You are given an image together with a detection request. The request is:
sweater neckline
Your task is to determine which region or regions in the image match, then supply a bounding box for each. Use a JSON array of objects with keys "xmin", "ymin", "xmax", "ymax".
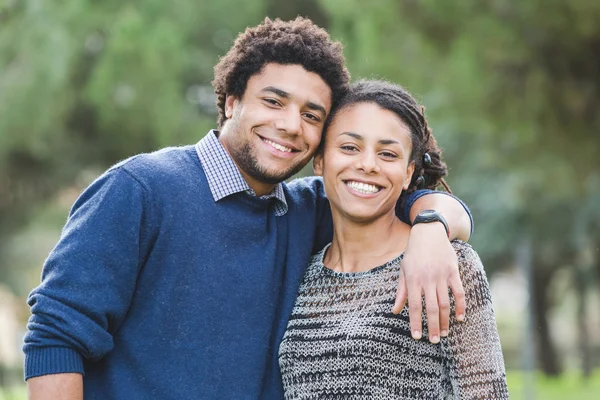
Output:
[{"xmin": 316, "ymin": 243, "xmax": 404, "ymax": 279}]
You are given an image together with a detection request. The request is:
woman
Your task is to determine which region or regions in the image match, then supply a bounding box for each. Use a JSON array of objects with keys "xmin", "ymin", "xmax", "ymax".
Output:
[{"xmin": 278, "ymin": 80, "xmax": 508, "ymax": 399}]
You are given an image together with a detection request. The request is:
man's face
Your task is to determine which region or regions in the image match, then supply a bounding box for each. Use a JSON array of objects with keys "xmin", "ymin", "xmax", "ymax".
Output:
[{"xmin": 219, "ymin": 63, "xmax": 332, "ymax": 192}]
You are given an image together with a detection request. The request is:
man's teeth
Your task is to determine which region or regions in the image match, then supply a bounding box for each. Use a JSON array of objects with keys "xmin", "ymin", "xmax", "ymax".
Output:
[
  {"xmin": 264, "ymin": 139, "xmax": 293, "ymax": 153},
  {"xmin": 346, "ymin": 181, "xmax": 381, "ymax": 194}
]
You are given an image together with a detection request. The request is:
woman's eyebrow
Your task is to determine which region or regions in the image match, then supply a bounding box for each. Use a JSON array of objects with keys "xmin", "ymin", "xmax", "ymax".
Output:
[
  {"xmin": 339, "ymin": 132, "xmax": 400, "ymax": 145},
  {"xmin": 339, "ymin": 132, "xmax": 363, "ymax": 141},
  {"xmin": 379, "ymin": 139, "xmax": 400, "ymax": 145}
]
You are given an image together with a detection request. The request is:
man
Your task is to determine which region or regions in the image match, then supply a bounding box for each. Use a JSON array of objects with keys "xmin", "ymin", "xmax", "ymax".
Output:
[{"xmin": 24, "ymin": 17, "xmax": 472, "ymax": 399}]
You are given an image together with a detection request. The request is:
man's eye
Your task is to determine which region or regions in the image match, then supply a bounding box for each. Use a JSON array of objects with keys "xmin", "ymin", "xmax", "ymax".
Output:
[
  {"xmin": 264, "ymin": 98, "xmax": 281, "ymax": 106},
  {"xmin": 303, "ymin": 113, "xmax": 320, "ymax": 122}
]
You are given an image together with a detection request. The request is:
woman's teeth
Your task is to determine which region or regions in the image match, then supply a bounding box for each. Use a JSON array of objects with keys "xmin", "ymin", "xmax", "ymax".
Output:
[
  {"xmin": 264, "ymin": 139, "xmax": 293, "ymax": 153},
  {"xmin": 346, "ymin": 181, "xmax": 381, "ymax": 194}
]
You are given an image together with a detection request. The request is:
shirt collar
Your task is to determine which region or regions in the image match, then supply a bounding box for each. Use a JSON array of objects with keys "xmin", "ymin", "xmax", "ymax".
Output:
[{"xmin": 195, "ymin": 130, "xmax": 288, "ymax": 216}]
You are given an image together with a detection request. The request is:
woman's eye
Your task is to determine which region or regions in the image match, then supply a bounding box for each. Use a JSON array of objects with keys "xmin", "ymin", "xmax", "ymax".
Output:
[
  {"xmin": 340, "ymin": 145, "xmax": 358, "ymax": 152},
  {"xmin": 380, "ymin": 152, "xmax": 398, "ymax": 159}
]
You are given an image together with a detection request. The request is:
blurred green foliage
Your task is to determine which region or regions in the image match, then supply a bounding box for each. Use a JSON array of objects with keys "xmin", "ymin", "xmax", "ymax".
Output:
[{"xmin": 0, "ymin": 0, "xmax": 598, "ymax": 377}]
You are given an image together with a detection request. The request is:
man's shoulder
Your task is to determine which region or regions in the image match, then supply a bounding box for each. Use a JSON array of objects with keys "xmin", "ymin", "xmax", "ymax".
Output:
[
  {"xmin": 284, "ymin": 176, "xmax": 325, "ymax": 203},
  {"xmin": 111, "ymin": 145, "xmax": 201, "ymax": 186}
]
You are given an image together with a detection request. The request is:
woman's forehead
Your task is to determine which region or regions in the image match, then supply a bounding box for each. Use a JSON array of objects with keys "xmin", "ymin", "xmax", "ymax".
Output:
[{"xmin": 328, "ymin": 103, "xmax": 412, "ymax": 143}]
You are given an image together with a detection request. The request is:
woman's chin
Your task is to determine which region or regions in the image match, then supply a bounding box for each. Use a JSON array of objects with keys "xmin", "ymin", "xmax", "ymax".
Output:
[{"xmin": 338, "ymin": 206, "xmax": 393, "ymax": 224}]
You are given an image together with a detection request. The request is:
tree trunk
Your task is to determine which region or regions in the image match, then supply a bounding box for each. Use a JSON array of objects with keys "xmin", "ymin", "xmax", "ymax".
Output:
[
  {"xmin": 531, "ymin": 265, "xmax": 563, "ymax": 376},
  {"xmin": 574, "ymin": 264, "xmax": 592, "ymax": 379}
]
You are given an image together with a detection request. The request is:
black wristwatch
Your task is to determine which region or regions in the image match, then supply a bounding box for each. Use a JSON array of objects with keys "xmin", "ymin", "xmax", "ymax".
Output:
[{"xmin": 412, "ymin": 210, "xmax": 450, "ymax": 238}]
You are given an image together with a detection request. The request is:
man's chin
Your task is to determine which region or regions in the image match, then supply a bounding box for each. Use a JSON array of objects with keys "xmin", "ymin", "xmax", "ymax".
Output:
[
  {"xmin": 250, "ymin": 171, "xmax": 295, "ymax": 185},
  {"xmin": 249, "ymin": 165, "xmax": 305, "ymax": 185}
]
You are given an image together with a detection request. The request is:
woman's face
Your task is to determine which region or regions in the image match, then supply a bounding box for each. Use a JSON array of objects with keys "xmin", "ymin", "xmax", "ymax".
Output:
[{"xmin": 314, "ymin": 102, "xmax": 415, "ymax": 224}]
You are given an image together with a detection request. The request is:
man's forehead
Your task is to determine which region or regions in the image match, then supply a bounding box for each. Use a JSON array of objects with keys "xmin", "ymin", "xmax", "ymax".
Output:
[{"xmin": 249, "ymin": 63, "xmax": 332, "ymax": 107}]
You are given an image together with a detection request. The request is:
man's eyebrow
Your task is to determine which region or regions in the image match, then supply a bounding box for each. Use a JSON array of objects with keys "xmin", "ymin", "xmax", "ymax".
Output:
[
  {"xmin": 306, "ymin": 101, "xmax": 326, "ymax": 117},
  {"xmin": 262, "ymin": 86, "xmax": 326, "ymax": 117},
  {"xmin": 262, "ymin": 86, "xmax": 289, "ymax": 98}
]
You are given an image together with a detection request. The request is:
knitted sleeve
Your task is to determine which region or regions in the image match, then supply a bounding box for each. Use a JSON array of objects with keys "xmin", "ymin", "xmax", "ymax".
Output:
[
  {"xmin": 443, "ymin": 241, "xmax": 509, "ymax": 399},
  {"xmin": 23, "ymin": 167, "xmax": 151, "ymax": 379}
]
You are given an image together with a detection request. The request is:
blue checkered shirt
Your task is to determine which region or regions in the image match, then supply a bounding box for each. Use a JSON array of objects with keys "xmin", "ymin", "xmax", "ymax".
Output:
[{"xmin": 195, "ymin": 130, "xmax": 288, "ymax": 216}]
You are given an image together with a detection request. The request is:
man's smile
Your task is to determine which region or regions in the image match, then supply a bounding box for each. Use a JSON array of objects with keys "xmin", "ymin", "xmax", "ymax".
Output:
[{"xmin": 257, "ymin": 134, "xmax": 302, "ymax": 158}]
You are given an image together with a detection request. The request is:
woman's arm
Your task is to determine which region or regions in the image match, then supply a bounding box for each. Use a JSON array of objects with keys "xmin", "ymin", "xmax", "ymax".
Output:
[
  {"xmin": 407, "ymin": 192, "xmax": 472, "ymax": 241},
  {"xmin": 443, "ymin": 241, "xmax": 508, "ymax": 399},
  {"xmin": 394, "ymin": 192, "xmax": 472, "ymax": 343}
]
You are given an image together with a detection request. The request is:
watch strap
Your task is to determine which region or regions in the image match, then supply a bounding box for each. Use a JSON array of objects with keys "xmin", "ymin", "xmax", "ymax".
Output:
[{"xmin": 412, "ymin": 210, "xmax": 450, "ymax": 238}]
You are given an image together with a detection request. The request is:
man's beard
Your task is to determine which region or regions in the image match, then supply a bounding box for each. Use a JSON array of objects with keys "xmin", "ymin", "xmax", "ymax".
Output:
[{"xmin": 231, "ymin": 140, "xmax": 306, "ymax": 185}]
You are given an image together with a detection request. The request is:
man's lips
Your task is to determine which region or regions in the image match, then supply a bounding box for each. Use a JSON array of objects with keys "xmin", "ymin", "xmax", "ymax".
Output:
[{"xmin": 257, "ymin": 135, "xmax": 300, "ymax": 153}]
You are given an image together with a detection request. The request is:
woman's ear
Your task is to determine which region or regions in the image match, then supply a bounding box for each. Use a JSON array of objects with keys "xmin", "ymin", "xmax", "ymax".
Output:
[
  {"xmin": 313, "ymin": 151, "xmax": 324, "ymax": 176},
  {"xmin": 403, "ymin": 161, "xmax": 415, "ymax": 190},
  {"xmin": 224, "ymin": 95, "xmax": 239, "ymax": 118}
]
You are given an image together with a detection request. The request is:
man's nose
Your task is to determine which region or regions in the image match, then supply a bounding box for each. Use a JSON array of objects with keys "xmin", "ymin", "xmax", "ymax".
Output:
[{"xmin": 274, "ymin": 107, "xmax": 302, "ymax": 135}]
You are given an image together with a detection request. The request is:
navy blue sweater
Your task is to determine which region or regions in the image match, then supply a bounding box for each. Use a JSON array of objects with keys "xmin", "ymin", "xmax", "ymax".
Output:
[{"xmin": 23, "ymin": 145, "xmax": 459, "ymax": 399}]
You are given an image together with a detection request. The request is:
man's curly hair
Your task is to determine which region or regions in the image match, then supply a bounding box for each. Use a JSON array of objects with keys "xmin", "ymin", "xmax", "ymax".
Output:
[{"xmin": 212, "ymin": 17, "xmax": 350, "ymax": 128}]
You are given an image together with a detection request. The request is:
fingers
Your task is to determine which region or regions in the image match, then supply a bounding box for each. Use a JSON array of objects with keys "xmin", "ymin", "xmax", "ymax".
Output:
[
  {"xmin": 424, "ymin": 287, "xmax": 440, "ymax": 344},
  {"xmin": 438, "ymin": 284, "xmax": 451, "ymax": 338},
  {"xmin": 407, "ymin": 283, "xmax": 423, "ymax": 340},
  {"xmin": 450, "ymin": 272, "xmax": 466, "ymax": 322},
  {"xmin": 393, "ymin": 274, "xmax": 407, "ymax": 314}
]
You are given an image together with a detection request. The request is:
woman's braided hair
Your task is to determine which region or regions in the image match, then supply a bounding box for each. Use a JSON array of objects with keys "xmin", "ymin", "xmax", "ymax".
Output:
[{"xmin": 322, "ymin": 80, "xmax": 451, "ymax": 208}]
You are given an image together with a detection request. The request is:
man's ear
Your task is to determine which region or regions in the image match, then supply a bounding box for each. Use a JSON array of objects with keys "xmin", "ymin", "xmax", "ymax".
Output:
[
  {"xmin": 313, "ymin": 151, "xmax": 324, "ymax": 176},
  {"xmin": 225, "ymin": 95, "xmax": 239, "ymax": 118},
  {"xmin": 403, "ymin": 161, "xmax": 415, "ymax": 190}
]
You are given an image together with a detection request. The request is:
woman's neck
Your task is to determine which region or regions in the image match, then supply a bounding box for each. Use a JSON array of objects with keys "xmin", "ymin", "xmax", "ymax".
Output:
[{"xmin": 324, "ymin": 210, "xmax": 411, "ymax": 273}]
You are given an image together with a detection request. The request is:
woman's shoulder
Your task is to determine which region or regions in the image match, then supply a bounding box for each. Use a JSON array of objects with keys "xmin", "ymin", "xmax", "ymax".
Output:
[
  {"xmin": 451, "ymin": 240, "xmax": 483, "ymax": 268},
  {"xmin": 451, "ymin": 240, "xmax": 491, "ymax": 297},
  {"xmin": 300, "ymin": 245, "xmax": 329, "ymax": 280}
]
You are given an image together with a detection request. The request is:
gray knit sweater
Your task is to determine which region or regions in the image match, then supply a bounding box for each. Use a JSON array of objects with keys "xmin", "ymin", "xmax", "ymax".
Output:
[{"xmin": 278, "ymin": 241, "xmax": 508, "ymax": 399}]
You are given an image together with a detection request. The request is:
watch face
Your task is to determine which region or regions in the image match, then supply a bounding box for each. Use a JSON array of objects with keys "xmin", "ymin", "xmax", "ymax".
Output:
[
  {"xmin": 414, "ymin": 210, "xmax": 449, "ymax": 237},
  {"xmin": 421, "ymin": 210, "xmax": 436, "ymax": 218}
]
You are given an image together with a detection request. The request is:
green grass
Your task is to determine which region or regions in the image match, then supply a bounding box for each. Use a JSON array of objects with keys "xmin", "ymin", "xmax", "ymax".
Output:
[
  {"xmin": 507, "ymin": 370, "xmax": 600, "ymax": 400},
  {"xmin": 0, "ymin": 387, "xmax": 26, "ymax": 400},
  {"xmin": 2, "ymin": 370, "xmax": 599, "ymax": 399}
]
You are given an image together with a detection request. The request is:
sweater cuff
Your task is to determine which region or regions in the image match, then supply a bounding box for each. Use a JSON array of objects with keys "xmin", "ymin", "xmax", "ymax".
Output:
[{"xmin": 24, "ymin": 347, "xmax": 85, "ymax": 380}]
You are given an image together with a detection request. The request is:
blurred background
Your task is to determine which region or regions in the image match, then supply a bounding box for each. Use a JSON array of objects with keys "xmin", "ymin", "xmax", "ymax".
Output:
[{"xmin": 1, "ymin": 0, "xmax": 599, "ymax": 398}]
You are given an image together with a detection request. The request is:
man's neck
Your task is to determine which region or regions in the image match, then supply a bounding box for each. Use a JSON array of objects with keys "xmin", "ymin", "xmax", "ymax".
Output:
[
  {"xmin": 237, "ymin": 169, "xmax": 276, "ymax": 197},
  {"xmin": 324, "ymin": 211, "xmax": 410, "ymax": 274}
]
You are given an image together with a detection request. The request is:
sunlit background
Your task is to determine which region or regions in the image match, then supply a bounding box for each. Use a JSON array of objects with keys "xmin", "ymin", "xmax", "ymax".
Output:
[{"xmin": 1, "ymin": 1, "xmax": 599, "ymax": 398}]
